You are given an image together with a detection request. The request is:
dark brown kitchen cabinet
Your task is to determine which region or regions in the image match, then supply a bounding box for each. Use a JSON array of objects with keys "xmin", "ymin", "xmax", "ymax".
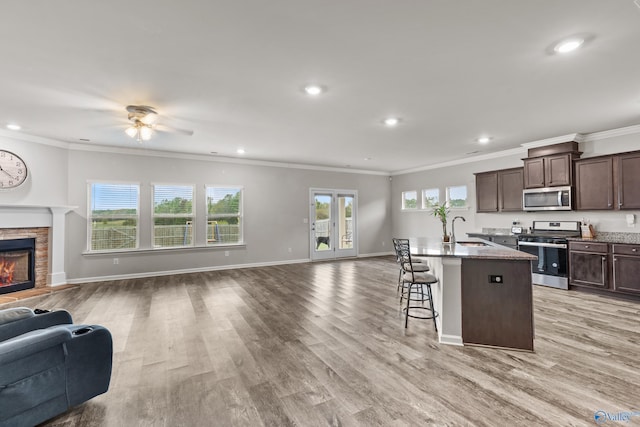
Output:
[
  {"xmin": 475, "ymin": 167, "xmax": 523, "ymax": 213},
  {"xmin": 568, "ymin": 241, "xmax": 608, "ymax": 289},
  {"xmin": 499, "ymin": 168, "xmax": 524, "ymax": 211},
  {"xmin": 575, "ymin": 156, "xmax": 614, "ymax": 210},
  {"xmin": 524, "ymin": 153, "xmax": 573, "ymax": 189},
  {"xmin": 573, "ymin": 150, "xmax": 640, "ymax": 211},
  {"xmin": 617, "ymin": 152, "xmax": 640, "ymax": 210},
  {"xmin": 475, "ymin": 171, "xmax": 498, "ymax": 212},
  {"xmin": 611, "ymin": 244, "xmax": 640, "ymax": 295}
]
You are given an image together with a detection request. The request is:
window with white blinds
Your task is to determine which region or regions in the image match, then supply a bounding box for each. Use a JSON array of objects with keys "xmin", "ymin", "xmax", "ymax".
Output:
[
  {"xmin": 206, "ymin": 186, "xmax": 243, "ymax": 244},
  {"xmin": 153, "ymin": 184, "xmax": 195, "ymax": 248},
  {"xmin": 88, "ymin": 182, "xmax": 140, "ymax": 251}
]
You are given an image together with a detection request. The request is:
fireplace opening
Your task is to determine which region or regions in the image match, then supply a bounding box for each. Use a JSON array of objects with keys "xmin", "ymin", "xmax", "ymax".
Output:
[{"xmin": 0, "ymin": 238, "xmax": 36, "ymax": 295}]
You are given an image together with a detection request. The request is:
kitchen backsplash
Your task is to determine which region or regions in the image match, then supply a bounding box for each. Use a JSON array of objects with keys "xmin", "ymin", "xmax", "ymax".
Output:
[{"xmin": 480, "ymin": 228, "xmax": 640, "ymax": 244}]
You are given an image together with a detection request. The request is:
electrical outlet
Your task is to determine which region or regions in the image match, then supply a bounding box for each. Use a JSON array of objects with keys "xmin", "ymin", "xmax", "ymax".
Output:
[
  {"xmin": 288, "ymin": 247, "xmax": 292, "ymax": 253},
  {"xmin": 224, "ymin": 251, "xmax": 229, "ymax": 256},
  {"xmin": 113, "ymin": 258, "xmax": 119, "ymax": 265}
]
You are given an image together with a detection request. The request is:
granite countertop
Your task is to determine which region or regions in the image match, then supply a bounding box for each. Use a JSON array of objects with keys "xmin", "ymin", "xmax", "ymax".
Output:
[
  {"xmin": 467, "ymin": 232, "xmax": 519, "ymax": 238},
  {"xmin": 567, "ymin": 233, "xmax": 640, "ymax": 245},
  {"xmin": 409, "ymin": 237, "xmax": 536, "ymax": 260}
]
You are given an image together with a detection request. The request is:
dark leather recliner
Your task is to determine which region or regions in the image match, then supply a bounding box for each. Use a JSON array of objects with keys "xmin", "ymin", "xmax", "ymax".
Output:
[{"xmin": 0, "ymin": 307, "xmax": 113, "ymax": 427}]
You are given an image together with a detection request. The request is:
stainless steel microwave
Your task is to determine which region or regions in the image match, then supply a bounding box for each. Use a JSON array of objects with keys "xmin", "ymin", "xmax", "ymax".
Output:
[{"xmin": 523, "ymin": 186, "xmax": 572, "ymax": 211}]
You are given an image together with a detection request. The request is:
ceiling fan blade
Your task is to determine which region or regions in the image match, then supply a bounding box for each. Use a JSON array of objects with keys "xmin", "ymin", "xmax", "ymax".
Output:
[{"xmin": 155, "ymin": 124, "xmax": 194, "ymax": 136}]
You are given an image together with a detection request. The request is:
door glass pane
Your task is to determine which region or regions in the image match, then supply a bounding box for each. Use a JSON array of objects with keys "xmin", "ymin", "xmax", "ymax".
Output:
[
  {"xmin": 338, "ymin": 195, "xmax": 353, "ymax": 249},
  {"xmin": 314, "ymin": 195, "xmax": 332, "ymax": 251}
]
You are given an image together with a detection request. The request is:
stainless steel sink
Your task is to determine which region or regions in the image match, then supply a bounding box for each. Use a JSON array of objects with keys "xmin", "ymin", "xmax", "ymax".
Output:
[{"xmin": 456, "ymin": 241, "xmax": 489, "ymax": 247}]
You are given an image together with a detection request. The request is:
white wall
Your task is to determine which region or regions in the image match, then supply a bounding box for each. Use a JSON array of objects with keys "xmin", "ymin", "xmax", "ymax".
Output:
[
  {"xmin": 0, "ymin": 136, "xmax": 68, "ymax": 205},
  {"xmin": 64, "ymin": 149, "xmax": 392, "ymax": 281},
  {"xmin": 391, "ymin": 132, "xmax": 640, "ymax": 239}
]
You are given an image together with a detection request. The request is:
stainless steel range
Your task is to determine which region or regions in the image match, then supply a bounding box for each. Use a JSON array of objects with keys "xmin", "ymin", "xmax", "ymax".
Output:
[{"xmin": 517, "ymin": 221, "xmax": 581, "ymax": 290}]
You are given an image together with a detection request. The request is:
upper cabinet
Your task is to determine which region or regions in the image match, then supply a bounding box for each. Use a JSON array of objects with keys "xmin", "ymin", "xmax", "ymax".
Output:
[
  {"xmin": 617, "ymin": 152, "xmax": 640, "ymax": 210},
  {"xmin": 475, "ymin": 171, "xmax": 498, "ymax": 212},
  {"xmin": 523, "ymin": 142, "xmax": 581, "ymax": 189},
  {"xmin": 575, "ymin": 156, "xmax": 614, "ymax": 210},
  {"xmin": 575, "ymin": 151, "xmax": 640, "ymax": 211},
  {"xmin": 475, "ymin": 167, "xmax": 523, "ymax": 213},
  {"xmin": 499, "ymin": 168, "xmax": 524, "ymax": 211}
]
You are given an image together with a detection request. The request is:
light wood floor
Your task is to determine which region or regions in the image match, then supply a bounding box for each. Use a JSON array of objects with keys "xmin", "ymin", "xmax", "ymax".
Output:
[{"xmin": 3, "ymin": 257, "xmax": 640, "ymax": 426}]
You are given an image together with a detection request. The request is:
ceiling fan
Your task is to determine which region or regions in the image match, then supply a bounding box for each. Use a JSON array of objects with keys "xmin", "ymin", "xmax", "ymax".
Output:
[{"xmin": 124, "ymin": 105, "xmax": 194, "ymax": 143}]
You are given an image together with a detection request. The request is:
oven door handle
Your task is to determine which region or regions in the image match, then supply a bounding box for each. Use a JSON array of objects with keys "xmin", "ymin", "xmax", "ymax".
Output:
[{"xmin": 517, "ymin": 241, "xmax": 567, "ymax": 249}]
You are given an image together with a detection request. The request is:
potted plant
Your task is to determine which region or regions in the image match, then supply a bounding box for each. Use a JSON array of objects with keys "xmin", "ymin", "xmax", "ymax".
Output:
[{"xmin": 431, "ymin": 202, "xmax": 450, "ymax": 243}]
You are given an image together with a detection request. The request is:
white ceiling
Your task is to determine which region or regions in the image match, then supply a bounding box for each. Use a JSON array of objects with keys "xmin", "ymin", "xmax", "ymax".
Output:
[{"xmin": 1, "ymin": 1, "xmax": 639, "ymax": 174}]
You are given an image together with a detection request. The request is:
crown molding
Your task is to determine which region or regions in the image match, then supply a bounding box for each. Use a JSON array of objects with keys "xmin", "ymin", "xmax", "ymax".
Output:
[
  {"xmin": 65, "ymin": 141, "xmax": 390, "ymax": 176},
  {"xmin": 520, "ymin": 133, "xmax": 585, "ymax": 149},
  {"xmin": 0, "ymin": 130, "xmax": 70, "ymax": 149},
  {"xmin": 579, "ymin": 124, "xmax": 640, "ymax": 142},
  {"xmin": 391, "ymin": 147, "xmax": 526, "ymax": 176}
]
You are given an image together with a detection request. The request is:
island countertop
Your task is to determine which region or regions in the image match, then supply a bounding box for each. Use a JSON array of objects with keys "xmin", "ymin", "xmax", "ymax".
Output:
[
  {"xmin": 407, "ymin": 236, "xmax": 536, "ymax": 351},
  {"xmin": 409, "ymin": 237, "xmax": 536, "ymax": 260}
]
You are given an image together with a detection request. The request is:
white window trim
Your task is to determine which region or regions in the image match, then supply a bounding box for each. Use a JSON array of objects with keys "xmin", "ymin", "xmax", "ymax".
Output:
[
  {"xmin": 421, "ymin": 188, "xmax": 440, "ymax": 210},
  {"xmin": 151, "ymin": 183, "xmax": 196, "ymax": 248},
  {"xmin": 205, "ymin": 185, "xmax": 244, "ymax": 245},
  {"xmin": 86, "ymin": 180, "xmax": 141, "ymax": 253},
  {"xmin": 401, "ymin": 190, "xmax": 418, "ymax": 210},
  {"xmin": 445, "ymin": 185, "xmax": 469, "ymax": 210}
]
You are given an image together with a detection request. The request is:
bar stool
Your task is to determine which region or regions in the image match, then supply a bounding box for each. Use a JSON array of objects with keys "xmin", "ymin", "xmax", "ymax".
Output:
[
  {"xmin": 396, "ymin": 240, "xmax": 439, "ymax": 331},
  {"xmin": 392, "ymin": 238, "xmax": 429, "ymax": 296}
]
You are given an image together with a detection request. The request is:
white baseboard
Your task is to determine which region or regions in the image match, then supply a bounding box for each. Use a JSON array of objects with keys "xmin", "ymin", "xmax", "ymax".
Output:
[
  {"xmin": 66, "ymin": 258, "xmax": 311, "ymax": 285},
  {"xmin": 439, "ymin": 334, "xmax": 464, "ymax": 346},
  {"xmin": 358, "ymin": 251, "xmax": 394, "ymax": 258}
]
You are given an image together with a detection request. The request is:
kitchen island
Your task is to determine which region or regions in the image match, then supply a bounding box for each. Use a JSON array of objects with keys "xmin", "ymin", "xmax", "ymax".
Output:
[{"xmin": 409, "ymin": 237, "xmax": 537, "ymax": 351}]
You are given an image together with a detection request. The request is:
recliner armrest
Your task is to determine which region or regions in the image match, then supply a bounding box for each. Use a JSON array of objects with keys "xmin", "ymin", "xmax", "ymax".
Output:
[
  {"xmin": 0, "ymin": 310, "xmax": 73, "ymax": 342},
  {"xmin": 0, "ymin": 327, "xmax": 72, "ymax": 365}
]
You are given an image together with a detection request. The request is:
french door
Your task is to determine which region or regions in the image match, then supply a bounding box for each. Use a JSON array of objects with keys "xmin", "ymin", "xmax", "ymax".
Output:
[{"xmin": 310, "ymin": 189, "xmax": 357, "ymax": 260}]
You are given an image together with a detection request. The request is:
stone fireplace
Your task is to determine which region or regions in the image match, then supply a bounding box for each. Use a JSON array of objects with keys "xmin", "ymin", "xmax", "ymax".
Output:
[
  {"xmin": 0, "ymin": 237, "xmax": 37, "ymax": 294},
  {"xmin": 0, "ymin": 205, "xmax": 74, "ymax": 292}
]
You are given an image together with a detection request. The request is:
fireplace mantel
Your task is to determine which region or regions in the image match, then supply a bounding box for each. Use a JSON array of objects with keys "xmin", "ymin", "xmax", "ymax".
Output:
[{"xmin": 0, "ymin": 204, "xmax": 76, "ymax": 286}]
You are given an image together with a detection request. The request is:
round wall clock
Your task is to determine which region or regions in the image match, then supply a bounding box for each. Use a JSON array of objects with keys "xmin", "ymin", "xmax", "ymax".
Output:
[{"xmin": 0, "ymin": 149, "xmax": 28, "ymax": 189}]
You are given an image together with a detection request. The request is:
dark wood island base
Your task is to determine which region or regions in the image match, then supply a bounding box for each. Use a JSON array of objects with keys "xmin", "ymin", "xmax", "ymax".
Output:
[{"xmin": 461, "ymin": 258, "xmax": 534, "ymax": 351}]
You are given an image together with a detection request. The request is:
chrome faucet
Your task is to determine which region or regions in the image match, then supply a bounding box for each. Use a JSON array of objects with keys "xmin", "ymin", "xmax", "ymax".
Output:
[{"xmin": 451, "ymin": 216, "xmax": 466, "ymax": 244}]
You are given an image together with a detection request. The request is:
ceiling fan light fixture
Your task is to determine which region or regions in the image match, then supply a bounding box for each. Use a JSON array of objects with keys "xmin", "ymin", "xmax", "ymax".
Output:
[
  {"xmin": 140, "ymin": 111, "xmax": 158, "ymax": 125},
  {"xmin": 139, "ymin": 126, "xmax": 153, "ymax": 141},
  {"xmin": 125, "ymin": 126, "xmax": 138, "ymax": 138}
]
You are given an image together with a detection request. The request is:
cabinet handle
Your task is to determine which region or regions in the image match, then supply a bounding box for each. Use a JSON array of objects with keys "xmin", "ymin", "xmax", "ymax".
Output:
[
  {"xmin": 601, "ymin": 256, "xmax": 606, "ymax": 283},
  {"xmin": 585, "ymin": 245, "xmax": 590, "ymax": 249},
  {"xmin": 633, "ymin": 248, "xmax": 637, "ymax": 252}
]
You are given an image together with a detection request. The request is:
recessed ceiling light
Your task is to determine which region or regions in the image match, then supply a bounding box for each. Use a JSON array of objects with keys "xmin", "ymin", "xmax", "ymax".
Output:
[
  {"xmin": 6, "ymin": 124, "xmax": 21, "ymax": 131},
  {"xmin": 364, "ymin": 157, "xmax": 372, "ymax": 161},
  {"xmin": 304, "ymin": 85, "xmax": 324, "ymax": 96},
  {"xmin": 554, "ymin": 38, "xmax": 584, "ymax": 53},
  {"xmin": 383, "ymin": 117, "xmax": 400, "ymax": 127},
  {"xmin": 477, "ymin": 136, "xmax": 491, "ymax": 144},
  {"xmin": 237, "ymin": 148, "xmax": 245, "ymax": 154}
]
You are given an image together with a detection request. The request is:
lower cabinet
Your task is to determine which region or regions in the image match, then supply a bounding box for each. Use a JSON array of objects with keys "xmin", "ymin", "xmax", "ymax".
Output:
[
  {"xmin": 612, "ymin": 244, "xmax": 640, "ymax": 295},
  {"xmin": 568, "ymin": 242, "xmax": 608, "ymax": 289},
  {"xmin": 569, "ymin": 241, "xmax": 640, "ymax": 296}
]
